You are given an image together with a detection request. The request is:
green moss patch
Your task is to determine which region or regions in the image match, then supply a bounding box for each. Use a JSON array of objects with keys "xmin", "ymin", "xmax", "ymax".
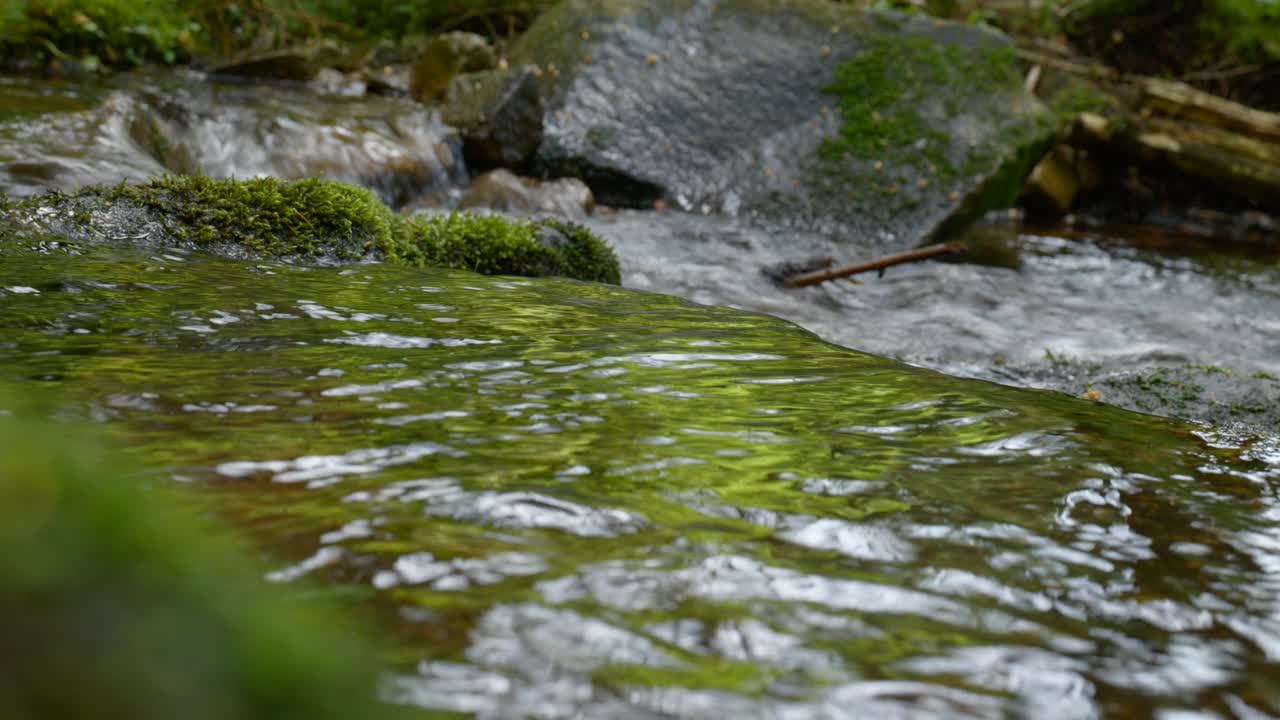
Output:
[
  {"xmin": 15, "ymin": 175, "xmax": 621, "ymax": 284},
  {"xmin": 0, "ymin": 403, "xmax": 412, "ymax": 720},
  {"xmin": 108, "ymin": 174, "xmax": 405, "ymax": 261},
  {"xmin": 814, "ymin": 30, "xmax": 1057, "ymax": 231},
  {"xmin": 406, "ymin": 213, "xmax": 622, "ymax": 284},
  {"xmin": 820, "ymin": 36, "xmax": 1020, "ymax": 176}
]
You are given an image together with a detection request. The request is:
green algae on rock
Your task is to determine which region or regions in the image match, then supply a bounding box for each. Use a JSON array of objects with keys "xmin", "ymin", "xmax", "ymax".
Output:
[
  {"xmin": 4, "ymin": 175, "xmax": 620, "ymax": 284},
  {"xmin": 0, "ymin": 404, "xmax": 415, "ymax": 720},
  {"xmin": 809, "ymin": 25, "xmax": 1056, "ymax": 242}
]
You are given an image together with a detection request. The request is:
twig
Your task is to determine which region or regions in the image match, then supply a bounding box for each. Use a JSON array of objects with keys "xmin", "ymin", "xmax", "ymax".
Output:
[
  {"xmin": 779, "ymin": 241, "xmax": 965, "ymax": 288},
  {"xmin": 1014, "ymin": 48, "xmax": 1118, "ymax": 82}
]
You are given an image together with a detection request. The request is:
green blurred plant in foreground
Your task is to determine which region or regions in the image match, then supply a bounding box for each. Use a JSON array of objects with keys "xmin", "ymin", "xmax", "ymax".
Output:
[{"xmin": 0, "ymin": 398, "xmax": 420, "ymax": 720}]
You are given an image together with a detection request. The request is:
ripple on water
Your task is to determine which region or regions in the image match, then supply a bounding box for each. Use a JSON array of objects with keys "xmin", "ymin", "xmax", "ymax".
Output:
[{"xmin": 5, "ymin": 242, "xmax": 1280, "ymax": 717}]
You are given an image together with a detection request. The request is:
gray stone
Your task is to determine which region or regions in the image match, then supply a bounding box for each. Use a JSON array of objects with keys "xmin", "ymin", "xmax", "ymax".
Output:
[
  {"xmin": 459, "ymin": 169, "xmax": 595, "ymax": 219},
  {"xmin": 362, "ymin": 64, "xmax": 412, "ymax": 97},
  {"xmin": 460, "ymin": 168, "xmax": 535, "ymax": 212},
  {"xmin": 443, "ymin": 66, "xmax": 544, "ymax": 171},
  {"xmin": 536, "ymin": 177, "xmax": 595, "ymax": 218},
  {"xmin": 511, "ymin": 0, "xmax": 1056, "ymax": 250}
]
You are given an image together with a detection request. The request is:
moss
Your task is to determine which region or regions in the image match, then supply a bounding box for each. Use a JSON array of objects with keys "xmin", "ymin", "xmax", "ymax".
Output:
[
  {"xmin": 1043, "ymin": 77, "xmax": 1116, "ymax": 123},
  {"xmin": 105, "ymin": 174, "xmax": 408, "ymax": 262},
  {"xmin": 403, "ymin": 211, "xmax": 621, "ymax": 284},
  {"xmin": 23, "ymin": 175, "xmax": 621, "ymax": 283},
  {"xmin": 814, "ymin": 31, "xmax": 1052, "ymax": 223},
  {"xmin": 0, "ymin": 401, "xmax": 414, "ymax": 720},
  {"xmin": 819, "ymin": 36, "xmax": 1020, "ymax": 179},
  {"xmin": 537, "ymin": 217, "xmax": 623, "ymax": 285}
]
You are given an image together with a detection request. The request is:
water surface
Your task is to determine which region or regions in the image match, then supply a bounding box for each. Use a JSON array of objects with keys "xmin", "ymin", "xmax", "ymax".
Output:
[{"xmin": 3, "ymin": 234, "xmax": 1280, "ymax": 718}]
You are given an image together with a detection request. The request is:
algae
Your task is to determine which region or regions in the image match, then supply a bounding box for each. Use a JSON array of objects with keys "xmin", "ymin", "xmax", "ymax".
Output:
[
  {"xmin": 9, "ymin": 175, "xmax": 621, "ymax": 284},
  {"xmin": 816, "ymin": 31, "xmax": 1056, "ymax": 228},
  {"xmin": 0, "ymin": 402, "xmax": 415, "ymax": 720}
]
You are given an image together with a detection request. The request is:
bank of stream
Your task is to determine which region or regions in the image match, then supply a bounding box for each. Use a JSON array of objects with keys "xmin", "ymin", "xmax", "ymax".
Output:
[{"xmin": 5, "ymin": 68, "xmax": 1280, "ymax": 718}]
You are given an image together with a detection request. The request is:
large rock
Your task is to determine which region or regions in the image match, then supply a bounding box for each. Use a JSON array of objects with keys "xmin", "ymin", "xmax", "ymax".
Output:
[{"xmin": 512, "ymin": 0, "xmax": 1056, "ymax": 249}]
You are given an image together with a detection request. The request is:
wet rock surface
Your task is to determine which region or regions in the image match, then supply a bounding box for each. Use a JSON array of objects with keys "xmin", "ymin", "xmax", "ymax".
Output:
[
  {"xmin": 512, "ymin": 0, "xmax": 1053, "ymax": 249},
  {"xmin": 0, "ymin": 73, "xmax": 464, "ymax": 208},
  {"xmin": 458, "ymin": 169, "xmax": 594, "ymax": 219},
  {"xmin": 442, "ymin": 66, "xmax": 544, "ymax": 172}
]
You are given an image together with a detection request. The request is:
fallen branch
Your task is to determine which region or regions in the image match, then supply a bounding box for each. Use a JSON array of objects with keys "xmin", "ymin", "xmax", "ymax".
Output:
[{"xmin": 778, "ymin": 241, "xmax": 965, "ymax": 288}]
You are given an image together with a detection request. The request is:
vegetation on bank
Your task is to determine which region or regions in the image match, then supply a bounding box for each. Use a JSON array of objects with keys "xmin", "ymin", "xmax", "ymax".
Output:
[
  {"xmin": 0, "ymin": 0, "xmax": 552, "ymax": 70},
  {"xmin": 3, "ymin": 0, "xmax": 1275, "ymax": 111},
  {"xmin": 0, "ymin": 401, "xmax": 415, "ymax": 720},
  {"xmin": 858, "ymin": 0, "xmax": 1280, "ymax": 109},
  {"xmin": 6, "ymin": 175, "xmax": 621, "ymax": 284}
]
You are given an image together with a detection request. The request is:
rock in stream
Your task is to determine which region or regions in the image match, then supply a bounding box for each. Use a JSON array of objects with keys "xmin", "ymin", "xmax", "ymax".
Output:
[{"xmin": 511, "ymin": 0, "xmax": 1054, "ymax": 249}]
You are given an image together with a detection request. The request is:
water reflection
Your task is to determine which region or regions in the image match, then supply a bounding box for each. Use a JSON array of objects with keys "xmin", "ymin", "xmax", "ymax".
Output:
[{"xmin": 2, "ymin": 239, "xmax": 1280, "ymax": 717}]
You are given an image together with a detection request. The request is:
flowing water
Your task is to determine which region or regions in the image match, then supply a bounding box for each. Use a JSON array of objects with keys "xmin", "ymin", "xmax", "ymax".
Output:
[
  {"xmin": 5, "ymin": 73, "xmax": 1280, "ymax": 718},
  {"xmin": 4, "ymin": 234, "xmax": 1280, "ymax": 718}
]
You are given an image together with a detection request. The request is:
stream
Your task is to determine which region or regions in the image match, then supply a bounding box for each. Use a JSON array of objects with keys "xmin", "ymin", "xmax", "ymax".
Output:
[{"xmin": 4, "ymin": 72, "xmax": 1280, "ymax": 718}]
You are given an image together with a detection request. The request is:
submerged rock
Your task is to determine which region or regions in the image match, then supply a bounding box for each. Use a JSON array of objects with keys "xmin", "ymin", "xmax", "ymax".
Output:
[
  {"xmin": 0, "ymin": 407, "xmax": 405, "ymax": 720},
  {"xmin": 2, "ymin": 175, "xmax": 620, "ymax": 284},
  {"xmin": 512, "ymin": 0, "xmax": 1056, "ymax": 249}
]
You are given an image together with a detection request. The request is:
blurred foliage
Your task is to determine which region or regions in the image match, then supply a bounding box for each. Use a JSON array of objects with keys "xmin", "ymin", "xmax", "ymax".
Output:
[
  {"xmin": 0, "ymin": 0, "xmax": 197, "ymax": 68},
  {"xmin": 0, "ymin": 400, "xmax": 419, "ymax": 720},
  {"xmin": 0, "ymin": 0, "xmax": 551, "ymax": 70},
  {"xmin": 853, "ymin": 0, "xmax": 1280, "ymax": 67},
  {"xmin": 840, "ymin": 0, "xmax": 1280, "ymax": 108}
]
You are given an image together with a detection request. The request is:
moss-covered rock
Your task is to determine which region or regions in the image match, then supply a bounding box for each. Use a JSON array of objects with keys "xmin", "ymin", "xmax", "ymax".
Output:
[
  {"xmin": 110, "ymin": 173, "xmax": 406, "ymax": 261},
  {"xmin": 511, "ymin": 0, "xmax": 1056, "ymax": 250},
  {"xmin": 0, "ymin": 402, "xmax": 413, "ymax": 720},
  {"xmin": 6, "ymin": 175, "xmax": 620, "ymax": 283},
  {"xmin": 406, "ymin": 211, "xmax": 620, "ymax": 284}
]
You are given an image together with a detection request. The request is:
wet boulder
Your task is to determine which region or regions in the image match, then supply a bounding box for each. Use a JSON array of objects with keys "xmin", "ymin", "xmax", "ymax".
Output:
[
  {"xmin": 512, "ymin": 0, "xmax": 1057, "ymax": 250},
  {"xmin": 410, "ymin": 32, "xmax": 498, "ymax": 103},
  {"xmin": 442, "ymin": 66, "xmax": 544, "ymax": 171}
]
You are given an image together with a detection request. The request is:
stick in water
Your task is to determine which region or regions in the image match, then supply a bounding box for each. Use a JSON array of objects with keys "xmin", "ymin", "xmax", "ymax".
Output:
[{"xmin": 781, "ymin": 241, "xmax": 965, "ymax": 288}]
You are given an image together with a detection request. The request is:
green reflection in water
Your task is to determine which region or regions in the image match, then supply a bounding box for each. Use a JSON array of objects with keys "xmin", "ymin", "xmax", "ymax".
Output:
[{"xmin": 2, "ymin": 232, "xmax": 1280, "ymax": 717}]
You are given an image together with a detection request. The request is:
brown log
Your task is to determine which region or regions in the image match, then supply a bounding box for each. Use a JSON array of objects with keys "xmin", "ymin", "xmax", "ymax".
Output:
[
  {"xmin": 781, "ymin": 241, "xmax": 965, "ymax": 288},
  {"xmin": 1073, "ymin": 112, "xmax": 1280, "ymax": 204},
  {"xmin": 1139, "ymin": 78, "xmax": 1280, "ymax": 144}
]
